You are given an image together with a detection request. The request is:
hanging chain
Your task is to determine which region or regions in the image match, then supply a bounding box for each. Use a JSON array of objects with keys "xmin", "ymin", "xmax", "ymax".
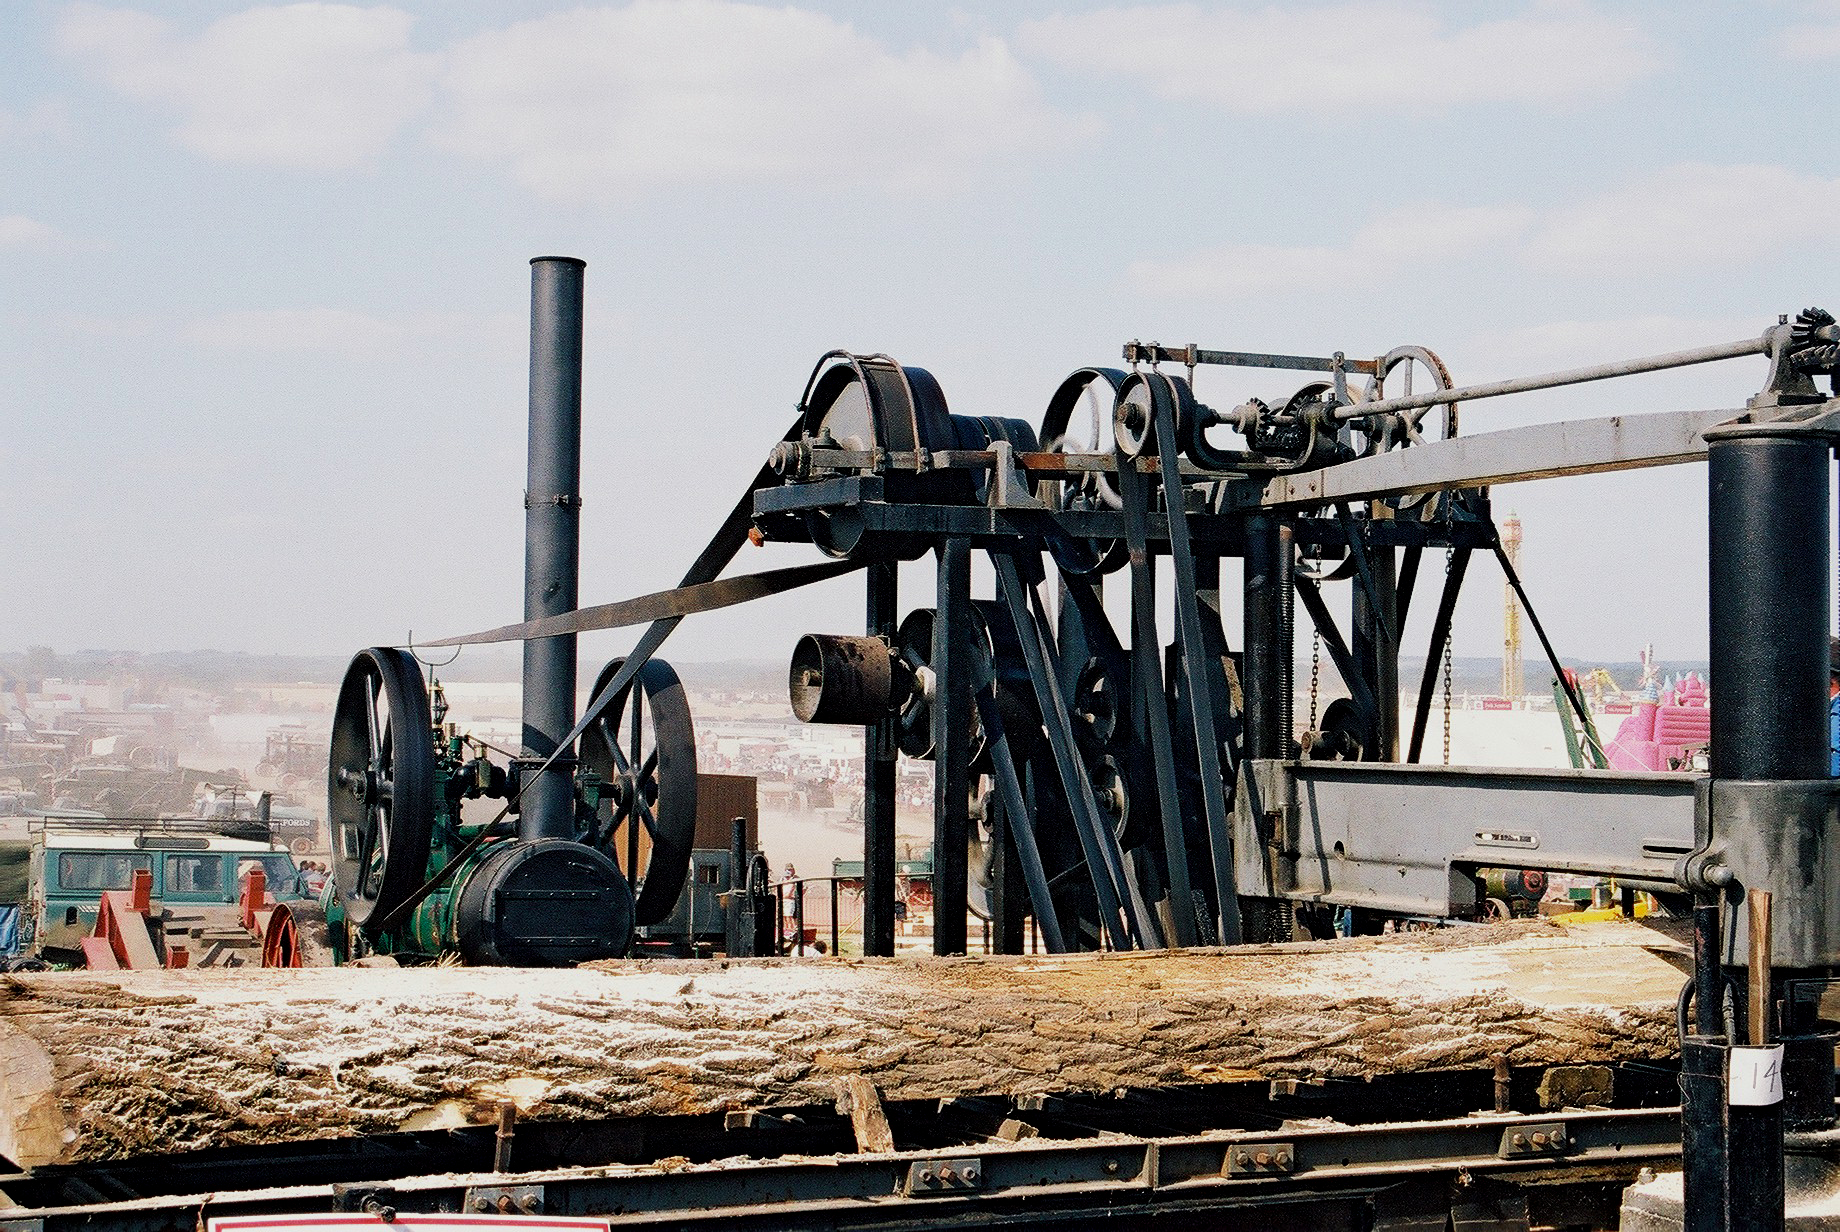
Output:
[
  {"xmin": 1307, "ymin": 630, "xmax": 1322, "ymax": 733},
  {"xmin": 1442, "ymin": 547, "xmax": 1455, "ymax": 765}
]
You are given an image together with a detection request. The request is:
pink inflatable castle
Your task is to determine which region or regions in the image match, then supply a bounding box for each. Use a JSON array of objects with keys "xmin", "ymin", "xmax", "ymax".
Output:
[{"xmin": 1604, "ymin": 673, "xmax": 1710, "ymax": 771}]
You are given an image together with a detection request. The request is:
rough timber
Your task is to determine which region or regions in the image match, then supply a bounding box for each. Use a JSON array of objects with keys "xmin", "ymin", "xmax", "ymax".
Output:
[{"xmin": 0, "ymin": 920, "xmax": 1684, "ymax": 1171}]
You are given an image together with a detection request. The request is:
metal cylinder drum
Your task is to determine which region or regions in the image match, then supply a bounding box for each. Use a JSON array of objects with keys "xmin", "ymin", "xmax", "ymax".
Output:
[
  {"xmin": 789, "ymin": 633, "xmax": 907, "ymax": 725},
  {"xmin": 453, "ymin": 837, "xmax": 633, "ymax": 966},
  {"xmin": 521, "ymin": 256, "xmax": 586, "ymax": 841},
  {"xmin": 1707, "ymin": 434, "xmax": 1829, "ymax": 782}
]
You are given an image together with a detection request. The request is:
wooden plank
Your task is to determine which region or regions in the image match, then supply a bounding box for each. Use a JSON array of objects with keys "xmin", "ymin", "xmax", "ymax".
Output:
[{"xmin": 0, "ymin": 920, "xmax": 1685, "ymax": 1170}]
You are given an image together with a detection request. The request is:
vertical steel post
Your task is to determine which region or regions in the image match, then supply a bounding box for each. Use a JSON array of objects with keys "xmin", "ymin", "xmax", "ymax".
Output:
[
  {"xmin": 932, "ymin": 539, "xmax": 972, "ymax": 955},
  {"xmin": 1709, "ymin": 437, "xmax": 1829, "ymax": 782},
  {"xmin": 1699, "ymin": 431, "xmax": 1830, "ymax": 1232},
  {"xmin": 520, "ymin": 256, "xmax": 586, "ymax": 841},
  {"xmin": 727, "ymin": 816, "xmax": 746, "ymax": 957},
  {"xmin": 1352, "ymin": 543, "xmax": 1399, "ymax": 760},
  {"xmin": 1243, "ymin": 515, "xmax": 1281, "ymax": 760},
  {"xmin": 863, "ymin": 560, "xmax": 898, "ymax": 957}
]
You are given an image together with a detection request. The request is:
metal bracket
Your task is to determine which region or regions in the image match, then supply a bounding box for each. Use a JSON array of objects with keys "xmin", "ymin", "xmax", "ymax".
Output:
[
  {"xmin": 1497, "ymin": 1122, "xmax": 1570, "ymax": 1159},
  {"xmin": 1223, "ymin": 1140, "xmax": 1297, "ymax": 1176},
  {"xmin": 986, "ymin": 439, "xmax": 1045, "ymax": 509},
  {"xmin": 902, "ymin": 1157, "xmax": 985, "ymax": 1196},
  {"xmin": 462, "ymin": 1185, "xmax": 546, "ymax": 1215},
  {"xmin": 331, "ymin": 1186, "xmax": 401, "ymax": 1215}
]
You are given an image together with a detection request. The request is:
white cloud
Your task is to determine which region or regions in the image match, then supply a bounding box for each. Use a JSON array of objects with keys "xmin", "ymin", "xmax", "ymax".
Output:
[
  {"xmin": 182, "ymin": 308, "xmax": 518, "ymax": 355},
  {"xmin": 1017, "ymin": 1, "xmax": 1659, "ymax": 113},
  {"xmin": 1130, "ymin": 202, "xmax": 1532, "ymax": 296},
  {"xmin": 1774, "ymin": 23, "xmax": 1840, "ymax": 59},
  {"xmin": 1460, "ymin": 315, "xmax": 1773, "ymax": 372},
  {"xmin": 1132, "ymin": 164, "xmax": 1840, "ymax": 297},
  {"xmin": 56, "ymin": 3, "xmax": 436, "ymax": 170},
  {"xmin": 0, "ymin": 216, "xmax": 59, "ymax": 247},
  {"xmin": 434, "ymin": 1, "xmax": 1085, "ymax": 199},
  {"xmin": 0, "ymin": 100, "xmax": 72, "ymax": 145},
  {"xmin": 1527, "ymin": 164, "xmax": 1840, "ymax": 272}
]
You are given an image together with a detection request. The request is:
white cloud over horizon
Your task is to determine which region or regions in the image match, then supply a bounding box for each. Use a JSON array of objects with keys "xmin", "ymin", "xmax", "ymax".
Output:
[
  {"xmin": 55, "ymin": 2, "xmax": 436, "ymax": 170},
  {"xmin": 1130, "ymin": 163, "xmax": 1840, "ymax": 297},
  {"xmin": 433, "ymin": 2, "xmax": 1084, "ymax": 199},
  {"xmin": 0, "ymin": 216, "xmax": 59, "ymax": 247},
  {"xmin": 1017, "ymin": 1, "xmax": 1660, "ymax": 113},
  {"xmin": 54, "ymin": 0, "xmax": 1086, "ymax": 196}
]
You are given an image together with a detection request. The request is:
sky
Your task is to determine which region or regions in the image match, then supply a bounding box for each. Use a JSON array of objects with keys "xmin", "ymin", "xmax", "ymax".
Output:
[{"xmin": 4, "ymin": 0, "xmax": 1839, "ymax": 676}]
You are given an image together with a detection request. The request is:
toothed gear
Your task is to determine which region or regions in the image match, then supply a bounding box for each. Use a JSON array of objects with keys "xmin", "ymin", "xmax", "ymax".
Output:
[
  {"xmin": 1793, "ymin": 344, "xmax": 1840, "ymax": 374},
  {"xmin": 1790, "ymin": 307, "xmax": 1840, "ymax": 378},
  {"xmin": 1792, "ymin": 307, "xmax": 1835, "ymax": 352}
]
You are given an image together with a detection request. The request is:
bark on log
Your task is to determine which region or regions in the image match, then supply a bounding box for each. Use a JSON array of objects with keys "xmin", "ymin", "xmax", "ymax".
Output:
[{"xmin": 0, "ymin": 920, "xmax": 1686, "ymax": 1170}]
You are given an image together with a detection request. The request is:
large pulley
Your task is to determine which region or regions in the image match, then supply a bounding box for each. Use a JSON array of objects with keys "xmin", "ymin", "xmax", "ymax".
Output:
[
  {"xmin": 1037, "ymin": 368, "xmax": 1130, "ymax": 576},
  {"xmin": 328, "ymin": 648, "xmax": 435, "ymax": 934},
  {"xmin": 795, "ymin": 353, "xmax": 967, "ymax": 558},
  {"xmin": 579, "ymin": 656, "xmax": 699, "ymax": 927}
]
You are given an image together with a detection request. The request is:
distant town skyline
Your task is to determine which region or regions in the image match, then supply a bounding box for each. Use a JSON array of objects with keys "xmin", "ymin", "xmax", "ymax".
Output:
[{"xmin": 5, "ymin": 1, "xmax": 1837, "ymax": 668}]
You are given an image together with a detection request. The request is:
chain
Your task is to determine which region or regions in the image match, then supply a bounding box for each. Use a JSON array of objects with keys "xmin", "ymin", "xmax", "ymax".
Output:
[
  {"xmin": 1442, "ymin": 547, "xmax": 1455, "ymax": 765},
  {"xmin": 1307, "ymin": 630, "xmax": 1322, "ymax": 733}
]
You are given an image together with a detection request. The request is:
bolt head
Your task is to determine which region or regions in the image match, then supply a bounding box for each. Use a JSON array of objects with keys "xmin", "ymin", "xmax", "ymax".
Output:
[
  {"xmin": 1106, "ymin": 1159, "xmax": 1121, "ymax": 1174},
  {"xmin": 918, "ymin": 1169, "xmax": 935, "ymax": 1185},
  {"xmin": 472, "ymin": 1200, "xmax": 490, "ymax": 1214},
  {"xmin": 1276, "ymin": 1151, "xmax": 1292, "ymax": 1168},
  {"xmin": 962, "ymin": 1165, "xmax": 980, "ymax": 1183},
  {"xmin": 1532, "ymin": 1132, "xmax": 1548, "ymax": 1147},
  {"xmin": 1254, "ymin": 1150, "xmax": 1271, "ymax": 1166},
  {"xmin": 1511, "ymin": 1133, "xmax": 1527, "ymax": 1147}
]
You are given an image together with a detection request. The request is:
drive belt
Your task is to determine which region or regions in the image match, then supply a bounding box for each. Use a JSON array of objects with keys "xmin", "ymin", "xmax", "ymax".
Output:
[
  {"xmin": 418, "ymin": 415, "xmax": 829, "ymax": 841},
  {"xmin": 416, "ymin": 558, "xmax": 866, "ymax": 647}
]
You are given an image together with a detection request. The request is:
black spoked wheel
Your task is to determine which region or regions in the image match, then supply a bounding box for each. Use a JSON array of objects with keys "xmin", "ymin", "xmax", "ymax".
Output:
[
  {"xmin": 580, "ymin": 657, "xmax": 699, "ymax": 927},
  {"xmin": 1361, "ymin": 346, "xmax": 1462, "ymax": 520},
  {"xmin": 1039, "ymin": 368, "xmax": 1130, "ymax": 576},
  {"xmin": 328, "ymin": 648, "xmax": 434, "ymax": 934}
]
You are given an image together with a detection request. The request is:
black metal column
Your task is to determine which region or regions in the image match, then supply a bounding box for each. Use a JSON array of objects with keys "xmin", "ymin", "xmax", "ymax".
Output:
[
  {"xmin": 1243, "ymin": 515, "xmax": 1283, "ymax": 760},
  {"xmin": 520, "ymin": 256, "xmax": 585, "ymax": 841},
  {"xmin": 1708, "ymin": 437, "xmax": 1829, "ymax": 782},
  {"xmin": 1696, "ymin": 431, "xmax": 1832, "ymax": 1232},
  {"xmin": 1352, "ymin": 541, "xmax": 1399, "ymax": 760},
  {"xmin": 863, "ymin": 561, "xmax": 898, "ymax": 957},
  {"xmin": 932, "ymin": 540, "xmax": 971, "ymax": 955}
]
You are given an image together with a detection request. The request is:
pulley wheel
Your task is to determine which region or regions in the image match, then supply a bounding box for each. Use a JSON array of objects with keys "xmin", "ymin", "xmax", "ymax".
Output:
[
  {"xmin": 327, "ymin": 647, "xmax": 435, "ymax": 933},
  {"xmin": 262, "ymin": 899, "xmax": 335, "ymax": 967},
  {"xmin": 1038, "ymin": 368, "xmax": 1129, "ymax": 576},
  {"xmin": 1361, "ymin": 346, "xmax": 1461, "ymax": 520},
  {"xmin": 580, "ymin": 656, "xmax": 699, "ymax": 927},
  {"xmin": 798, "ymin": 354, "xmax": 965, "ymax": 558}
]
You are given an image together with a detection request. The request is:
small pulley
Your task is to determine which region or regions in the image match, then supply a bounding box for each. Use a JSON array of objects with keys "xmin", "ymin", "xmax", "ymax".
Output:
[
  {"xmin": 894, "ymin": 602, "xmax": 1038, "ymax": 766},
  {"xmin": 327, "ymin": 647, "xmax": 435, "ymax": 935},
  {"xmin": 579, "ymin": 656, "xmax": 700, "ymax": 928},
  {"xmin": 1360, "ymin": 346, "xmax": 1464, "ymax": 520}
]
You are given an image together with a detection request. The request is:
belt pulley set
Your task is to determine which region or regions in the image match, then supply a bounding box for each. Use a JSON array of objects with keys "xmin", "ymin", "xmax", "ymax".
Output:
[{"xmin": 324, "ymin": 256, "xmax": 1615, "ymax": 964}]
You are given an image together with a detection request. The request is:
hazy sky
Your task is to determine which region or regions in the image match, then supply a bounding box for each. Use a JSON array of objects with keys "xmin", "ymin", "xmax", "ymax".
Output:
[{"xmin": 4, "ymin": 0, "xmax": 1837, "ymax": 674}]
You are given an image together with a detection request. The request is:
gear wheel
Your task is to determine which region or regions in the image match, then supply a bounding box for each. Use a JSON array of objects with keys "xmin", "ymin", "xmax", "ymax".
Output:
[{"xmin": 1790, "ymin": 307, "xmax": 1840, "ymax": 377}]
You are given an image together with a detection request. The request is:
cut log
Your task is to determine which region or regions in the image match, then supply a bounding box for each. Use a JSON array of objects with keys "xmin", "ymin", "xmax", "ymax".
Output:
[{"xmin": 0, "ymin": 920, "xmax": 1686, "ymax": 1170}]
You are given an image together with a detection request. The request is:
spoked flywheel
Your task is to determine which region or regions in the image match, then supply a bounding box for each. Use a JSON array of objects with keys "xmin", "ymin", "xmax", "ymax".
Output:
[
  {"xmin": 1360, "ymin": 346, "xmax": 1462, "ymax": 520},
  {"xmin": 580, "ymin": 657, "xmax": 699, "ymax": 927},
  {"xmin": 328, "ymin": 647, "xmax": 435, "ymax": 934}
]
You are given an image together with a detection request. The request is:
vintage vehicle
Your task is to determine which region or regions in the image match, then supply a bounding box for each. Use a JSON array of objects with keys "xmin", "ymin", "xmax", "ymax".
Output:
[{"xmin": 3, "ymin": 815, "xmax": 305, "ymax": 964}]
